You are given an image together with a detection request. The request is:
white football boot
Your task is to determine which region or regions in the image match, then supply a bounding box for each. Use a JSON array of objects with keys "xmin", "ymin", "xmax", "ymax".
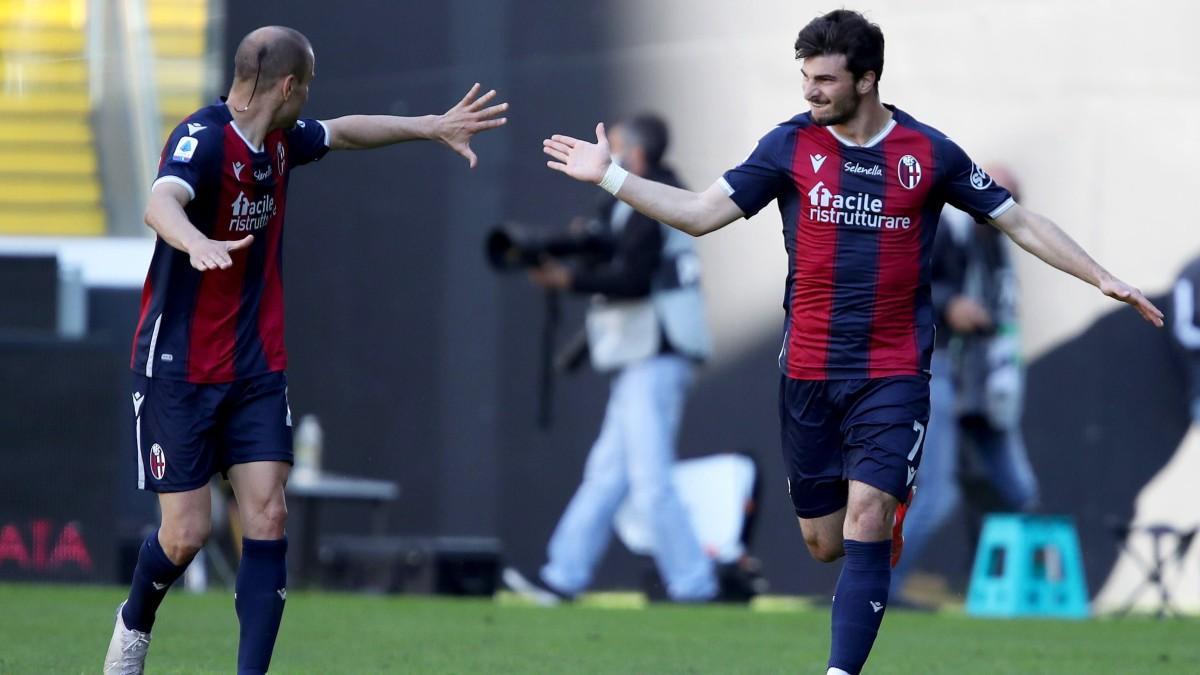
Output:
[{"xmin": 103, "ymin": 601, "xmax": 151, "ymax": 675}]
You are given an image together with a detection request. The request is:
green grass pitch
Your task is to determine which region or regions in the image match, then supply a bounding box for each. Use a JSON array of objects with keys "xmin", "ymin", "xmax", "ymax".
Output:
[{"xmin": 3, "ymin": 583, "xmax": 1197, "ymax": 674}]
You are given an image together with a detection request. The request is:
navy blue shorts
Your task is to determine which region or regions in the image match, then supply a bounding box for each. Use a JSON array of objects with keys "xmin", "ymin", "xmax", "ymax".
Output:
[
  {"xmin": 778, "ymin": 374, "xmax": 929, "ymax": 518},
  {"xmin": 131, "ymin": 371, "xmax": 293, "ymax": 493}
]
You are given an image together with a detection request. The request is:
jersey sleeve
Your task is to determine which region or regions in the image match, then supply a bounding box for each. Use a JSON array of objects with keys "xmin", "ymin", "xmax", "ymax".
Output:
[
  {"xmin": 285, "ymin": 118, "xmax": 331, "ymax": 167},
  {"xmin": 937, "ymin": 138, "xmax": 1015, "ymax": 222},
  {"xmin": 719, "ymin": 125, "xmax": 791, "ymax": 218},
  {"xmin": 152, "ymin": 121, "xmax": 221, "ymax": 201}
]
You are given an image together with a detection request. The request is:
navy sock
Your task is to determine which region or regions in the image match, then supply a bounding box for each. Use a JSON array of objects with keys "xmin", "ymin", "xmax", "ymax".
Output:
[
  {"xmin": 235, "ymin": 537, "xmax": 288, "ymax": 675},
  {"xmin": 121, "ymin": 530, "xmax": 188, "ymax": 633},
  {"xmin": 829, "ymin": 539, "xmax": 892, "ymax": 674}
]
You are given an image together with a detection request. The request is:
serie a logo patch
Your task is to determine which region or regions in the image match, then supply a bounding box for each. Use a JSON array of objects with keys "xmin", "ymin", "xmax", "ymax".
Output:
[{"xmin": 173, "ymin": 136, "xmax": 198, "ymax": 163}]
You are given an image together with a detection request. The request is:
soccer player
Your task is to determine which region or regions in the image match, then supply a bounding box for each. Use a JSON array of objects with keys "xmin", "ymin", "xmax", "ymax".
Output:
[
  {"xmin": 104, "ymin": 26, "xmax": 507, "ymax": 675},
  {"xmin": 541, "ymin": 9, "xmax": 1162, "ymax": 674}
]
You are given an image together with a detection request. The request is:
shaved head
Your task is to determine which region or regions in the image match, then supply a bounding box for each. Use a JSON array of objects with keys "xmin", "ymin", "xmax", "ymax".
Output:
[{"xmin": 233, "ymin": 26, "xmax": 313, "ymax": 86}]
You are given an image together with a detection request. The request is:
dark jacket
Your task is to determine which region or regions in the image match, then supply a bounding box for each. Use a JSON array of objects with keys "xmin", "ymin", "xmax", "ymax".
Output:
[
  {"xmin": 569, "ymin": 166, "xmax": 682, "ymax": 298},
  {"xmin": 931, "ymin": 209, "xmax": 1019, "ymax": 417}
]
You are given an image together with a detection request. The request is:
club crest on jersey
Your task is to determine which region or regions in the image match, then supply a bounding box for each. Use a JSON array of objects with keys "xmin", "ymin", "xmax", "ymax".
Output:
[
  {"xmin": 150, "ymin": 444, "xmax": 167, "ymax": 480},
  {"xmin": 897, "ymin": 154, "xmax": 922, "ymax": 190},
  {"xmin": 172, "ymin": 136, "xmax": 198, "ymax": 163},
  {"xmin": 970, "ymin": 163, "xmax": 993, "ymax": 190}
]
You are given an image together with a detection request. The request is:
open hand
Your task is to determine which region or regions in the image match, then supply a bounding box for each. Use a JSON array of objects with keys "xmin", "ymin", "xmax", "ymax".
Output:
[
  {"xmin": 187, "ymin": 235, "xmax": 254, "ymax": 271},
  {"xmin": 945, "ymin": 296, "xmax": 993, "ymax": 333},
  {"xmin": 1101, "ymin": 276, "xmax": 1165, "ymax": 327},
  {"xmin": 528, "ymin": 259, "xmax": 572, "ymax": 290},
  {"xmin": 437, "ymin": 83, "xmax": 509, "ymax": 168},
  {"xmin": 543, "ymin": 123, "xmax": 612, "ymax": 184}
]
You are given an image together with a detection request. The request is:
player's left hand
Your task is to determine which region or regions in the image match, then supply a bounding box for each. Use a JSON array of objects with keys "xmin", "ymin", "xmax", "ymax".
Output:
[
  {"xmin": 528, "ymin": 259, "xmax": 572, "ymax": 290},
  {"xmin": 436, "ymin": 83, "xmax": 509, "ymax": 168},
  {"xmin": 1101, "ymin": 276, "xmax": 1165, "ymax": 327}
]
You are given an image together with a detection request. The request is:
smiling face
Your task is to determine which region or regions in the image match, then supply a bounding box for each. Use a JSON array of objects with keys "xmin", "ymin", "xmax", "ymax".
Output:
[{"xmin": 801, "ymin": 53, "xmax": 873, "ymax": 127}]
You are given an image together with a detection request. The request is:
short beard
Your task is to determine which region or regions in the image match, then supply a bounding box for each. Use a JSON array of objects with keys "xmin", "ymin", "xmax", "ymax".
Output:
[{"xmin": 810, "ymin": 94, "xmax": 861, "ymax": 127}]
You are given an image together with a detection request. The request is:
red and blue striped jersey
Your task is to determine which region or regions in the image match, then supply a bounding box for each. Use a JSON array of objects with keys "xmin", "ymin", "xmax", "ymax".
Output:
[
  {"xmin": 131, "ymin": 100, "xmax": 330, "ymax": 383},
  {"xmin": 721, "ymin": 106, "xmax": 1014, "ymax": 381}
]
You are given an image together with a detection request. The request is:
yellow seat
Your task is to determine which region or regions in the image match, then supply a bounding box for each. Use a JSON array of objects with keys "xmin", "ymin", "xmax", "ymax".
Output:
[
  {"xmin": 0, "ymin": 117, "xmax": 92, "ymax": 144},
  {"xmin": 150, "ymin": 30, "xmax": 205, "ymax": 58},
  {"xmin": 0, "ymin": 150, "xmax": 96, "ymax": 175},
  {"xmin": 0, "ymin": 208, "xmax": 104, "ymax": 235},
  {"xmin": 0, "ymin": 0, "xmax": 212, "ymax": 235},
  {"xmin": 0, "ymin": 178, "xmax": 100, "ymax": 205},
  {"xmin": 0, "ymin": 27, "xmax": 85, "ymax": 53},
  {"xmin": 147, "ymin": 3, "xmax": 207, "ymax": 31},
  {"xmin": 0, "ymin": 58, "xmax": 87, "ymax": 86},
  {"xmin": 0, "ymin": 91, "xmax": 89, "ymax": 115},
  {"xmin": 0, "ymin": 1, "xmax": 85, "ymax": 27}
]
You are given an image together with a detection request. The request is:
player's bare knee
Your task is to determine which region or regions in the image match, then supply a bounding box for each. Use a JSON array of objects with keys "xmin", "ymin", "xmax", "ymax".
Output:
[
  {"xmin": 844, "ymin": 499, "xmax": 894, "ymax": 542},
  {"xmin": 799, "ymin": 526, "xmax": 844, "ymax": 563},
  {"xmin": 243, "ymin": 500, "xmax": 288, "ymax": 539},
  {"xmin": 159, "ymin": 520, "xmax": 211, "ymax": 562},
  {"xmin": 805, "ymin": 535, "xmax": 845, "ymax": 563}
]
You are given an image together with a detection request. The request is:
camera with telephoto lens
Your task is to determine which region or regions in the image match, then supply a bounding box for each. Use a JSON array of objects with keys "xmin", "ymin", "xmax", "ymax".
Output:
[{"xmin": 484, "ymin": 220, "xmax": 612, "ymax": 271}]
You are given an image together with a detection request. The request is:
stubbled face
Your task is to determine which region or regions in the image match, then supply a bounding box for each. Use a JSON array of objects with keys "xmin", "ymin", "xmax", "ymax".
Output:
[
  {"xmin": 802, "ymin": 53, "xmax": 867, "ymax": 127},
  {"xmin": 274, "ymin": 50, "xmax": 314, "ymax": 129}
]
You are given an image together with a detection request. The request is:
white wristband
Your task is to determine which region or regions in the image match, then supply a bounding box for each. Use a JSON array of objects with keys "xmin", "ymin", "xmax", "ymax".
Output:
[{"xmin": 598, "ymin": 162, "xmax": 629, "ymax": 195}]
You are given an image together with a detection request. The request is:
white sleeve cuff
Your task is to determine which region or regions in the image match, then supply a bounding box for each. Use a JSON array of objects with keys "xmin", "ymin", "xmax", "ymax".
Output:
[
  {"xmin": 717, "ymin": 177, "xmax": 736, "ymax": 196},
  {"xmin": 988, "ymin": 196, "xmax": 1016, "ymax": 220},
  {"xmin": 317, "ymin": 120, "xmax": 331, "ymax": 147},
  {"xmin": 152, "ymin": 175, "xmax": 195, "ymax": 201}
]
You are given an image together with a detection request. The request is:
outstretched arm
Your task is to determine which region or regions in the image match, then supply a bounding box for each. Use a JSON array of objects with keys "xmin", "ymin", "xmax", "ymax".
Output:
[
  {"xmin": 992, "ymin": 203, "xmax": 1163, "ymax": 326},
  {"xmin": 144, "ymin": 182, "xmax": 253, "ymax": 271},
  {"xmin": 543, "ymin": 123, "xmax": 743, "ymax": 236},
  {"xmin": 323, "ymin": 83, "xmax": 508, "ymax": 167}
]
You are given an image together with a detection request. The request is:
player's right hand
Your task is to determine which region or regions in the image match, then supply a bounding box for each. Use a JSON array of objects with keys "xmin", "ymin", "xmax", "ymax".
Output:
[
  {"xmin": 187, "ymin": 235, "xmax": 254, "ymax": 271},
  {"xmin": 544, "ymin": 123, "xmax": 611, "ymax": 184}
]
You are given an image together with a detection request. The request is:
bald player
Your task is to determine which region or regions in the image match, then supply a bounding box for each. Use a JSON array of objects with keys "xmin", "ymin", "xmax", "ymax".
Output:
[{"xmin": 104, "ymin": 26, "xmax": 508, "ymax": 675}]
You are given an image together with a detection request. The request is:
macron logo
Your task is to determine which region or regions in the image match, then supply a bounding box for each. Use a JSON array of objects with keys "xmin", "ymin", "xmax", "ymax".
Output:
[
  {"xmin": 232, "ymin": 161, "xmax": 245, "ymax": 180},
  {"xmin": 870, "ymin": 601, "xmax": 884, "ymax": 613},
  {"xmin": 907, "ymin": 466, "xmax": 917, "ymax": 486},
  {"xmin": 277, "ymin": 588, "xmax": 288, "ymax": 601},
  {"xmin": 807, "ymin": 181, "xmax": 833, "ymax": 208},
  {"xmin": 187, "ymin": 123, "xmax": 206, "ymax": 136},
  {"xmin": 810, "ymin": 153, "xmax": 827, "ymax": 173}
]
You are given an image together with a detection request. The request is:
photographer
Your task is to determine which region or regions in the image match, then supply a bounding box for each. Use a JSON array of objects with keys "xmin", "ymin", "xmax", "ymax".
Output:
[{"xmin": 503, "ymin": 114, "xmax": 718, "ymax": 604}]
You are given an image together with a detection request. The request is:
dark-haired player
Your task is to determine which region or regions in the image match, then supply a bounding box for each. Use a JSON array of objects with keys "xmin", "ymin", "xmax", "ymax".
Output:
[
  {"xmin": 104, "ymin": 25, "xmax": 507, "ymax": 675},
  {"xmin": 542, "ymin": 9, "xmax": 1161, "ymax": 674}
]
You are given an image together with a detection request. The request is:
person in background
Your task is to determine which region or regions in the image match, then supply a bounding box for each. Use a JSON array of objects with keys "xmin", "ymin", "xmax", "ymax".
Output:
[
  {"xmin": 1172, "ymin": 254, "xmax": 1200, "ymax": 423},
  {"xmin": 890, "ymin": 165, "xmax": 1040, "ymax": 606},
  {"xmin": 502, "ymin": 114, "xmax": 719, "ymax": 605}
]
